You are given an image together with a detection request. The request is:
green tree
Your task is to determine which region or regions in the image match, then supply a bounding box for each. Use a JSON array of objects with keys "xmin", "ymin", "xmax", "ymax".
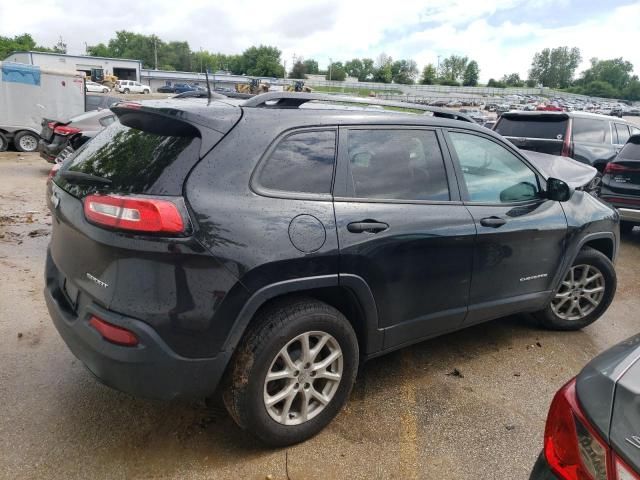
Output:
[
  {"xmin": 463, "ymin": 61, "xmax": 480, "ymax": 86},
  {"xmin": 87, "ymin": 43, "xmax": 111, "ymax": 57},
  {"xmin": 240, "ymin": 45, "xmax": 285, "ymax": 77},
  {"xmin": 373, "ymin": 53, "xmax": 393, "ymax": 83},
  {"xmin": 501, "ymin": 72, "xmax": 524, "ymax": 87},
  {"xmin": 303, "ymin": 59, "xmax": 319, "ymax": 74},
  {"xmin": 529, "ymin": 46, "xmax": 581, "ymax": 88},
  {"xmin": 391, "ymin": 59, "xmax": 418, "ymax": 84},
  {"xmin": 581, "ymin": 58, "xmax": 634, "ymax": 91},
  {"xmin": 289, "ymin": 60, "xmax": 307, "ymax": 79},
  {"xmin": 0, "ymin": 33, "xmax": 53, "ymax": 60},
  {"xmin": 580, "ymin": 80, "xmax": 618, "ymax": 98},
  {"xmin": 345, "ymin": 58, "xmax": 375, "ymax": 82},
  {"xmin": 326, "ymin": 61, "xmax": 346, "ymax": 81},
  {"xmin": 623, "ymin": 80, "xmax": 640, "ymax": 101},
  {"xmin": 487, "ymin": 78, "xmax": 506, "ymax": 88},
  {"xmin": 420, "ymin": 64, "xmax": 437, "ymax": 85},
  {"xmin": 52, "ymin": 36, "xmax": 67, "ymax": 54},
  {"xmin": 439, "ymin": 55, "xmax": 468, "ymax": 82}
]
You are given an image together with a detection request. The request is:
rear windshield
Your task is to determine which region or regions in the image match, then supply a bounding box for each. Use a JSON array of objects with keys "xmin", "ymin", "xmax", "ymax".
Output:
[
  {"xmin": 58, "ymin": 122, "xmax": 201, "ymax": 197},
  {"xmin": 495, "ymin": 117, "xmax": 568, "ymax": 140},
  {"xmin": 620, "ymin": 140, "xmax": 640, "ymax": 159}
]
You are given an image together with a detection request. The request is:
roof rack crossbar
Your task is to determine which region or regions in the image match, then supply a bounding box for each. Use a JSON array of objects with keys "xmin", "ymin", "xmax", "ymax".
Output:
[{"xmin": 242, "ymin": 92, "xmax": 475, "ymax": 123}]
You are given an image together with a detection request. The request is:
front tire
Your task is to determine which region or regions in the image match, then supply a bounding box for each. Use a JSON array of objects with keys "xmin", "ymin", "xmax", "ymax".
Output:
[
  {"xmin": 14, "ymin": 131, "xmax": 39, "ymax": 152},
  {"xmin": 123, "ymin": 88, "xmax": 130, "ymax": 94},
  {"xmin": 534, "ymin": 247, "xmax": 616, "ymax": 330},
  {"xmin": 223, "ymin": 297, "xmax": 358, "ymax": 447}
]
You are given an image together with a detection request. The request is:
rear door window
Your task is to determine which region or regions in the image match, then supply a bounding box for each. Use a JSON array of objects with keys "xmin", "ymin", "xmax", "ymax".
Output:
[
  {"xmin": 572, "ymin": 118, "xmax": 610, "ymax": 144},
  {"xmin": 615, "ymin": 124, "xmax": 631, "ymax": 145},
  {"xmin": 346, "ymin": 129, "xmax": 450, "ymax": 201},
  {"xmin": 495, "ymin": 117, "xmax": 568, "ymax": 139},
  {"xmin": 255, "ymin": 130, "xmax": 336, "ymax": 195}
]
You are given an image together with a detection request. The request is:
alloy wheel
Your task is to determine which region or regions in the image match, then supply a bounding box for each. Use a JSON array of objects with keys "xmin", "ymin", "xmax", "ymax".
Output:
[
  {"xmin": 19, "ymin": 135, "xmax": 37, "ymax": 152},
  {"xmin": 551, "ymin": 264, "xmax": 605, "ymax": 321},
  {"xmin": 263, "ymin": 331, "xmax": 343, "ymax": 426}
]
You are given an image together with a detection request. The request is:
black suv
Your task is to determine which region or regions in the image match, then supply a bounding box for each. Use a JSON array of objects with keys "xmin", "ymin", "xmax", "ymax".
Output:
[
  {"xmin": 45, "ymin": 93, "xmax": 619, "ymax": 446},
  {"xmin": 494, "ymin": 111, "xmax": 640, "ymax": 172}
]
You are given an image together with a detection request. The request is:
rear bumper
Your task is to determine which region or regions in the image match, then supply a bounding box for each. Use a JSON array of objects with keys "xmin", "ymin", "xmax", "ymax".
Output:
[
  {"xmin": 529, "ymin": 453, "xmax": 560, "ymax": 480},
  {"xmin": 45, "ymin": 251, "xmax": 227, "ymax": 400},
  {"xmin": 38, "ymin": 139, "xmax": 63, "ymax": 163}
]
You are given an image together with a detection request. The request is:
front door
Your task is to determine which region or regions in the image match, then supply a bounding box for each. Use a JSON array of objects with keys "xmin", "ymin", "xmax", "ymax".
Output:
[
  {"xmin": 334, "ymin": 127, "xmax": 476, "ymax": 349},
  {"xmin": 445, "ymin": 130, "xmax": 568, "ymax": 325}
]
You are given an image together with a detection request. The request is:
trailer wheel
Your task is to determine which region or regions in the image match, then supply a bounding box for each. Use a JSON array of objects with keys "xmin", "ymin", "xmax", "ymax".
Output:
[
  {"xmin": 0, "ymin": 132, "xmax": 8, "ymax": 152},
  {"xmin": 14, "ymin": 131, "xmax": 39, "ymax": 153}
]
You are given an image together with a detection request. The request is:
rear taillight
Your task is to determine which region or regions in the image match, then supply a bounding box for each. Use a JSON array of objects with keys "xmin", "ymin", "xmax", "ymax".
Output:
[
  {"xmin": 614, "ymin": 454, "xmax": 640, "ymax": 480},
  {"xmin": 47, "ymin": 121, "xmax": 57, "ymax": 130},
  {"xmin": 89, "ymin": 315, "xmax": 138, "ymax": 347},
  {"xmin": 83, "ymin": 194, "xmax": 185, "ymax": 234},
  {"xmin": 544, "ymin": 378, "xmax": 640, "ymax": 480},
  {"xmin": 53, "ymin": 125, "xmax": 82, "ymax": 136},
  {"xmin": 47, "ymin": 163, "xmax": 61, "ymax": 182},
  {"xmin": 605, "ymin": 163, "xmax": 639, "ymax": 174}
]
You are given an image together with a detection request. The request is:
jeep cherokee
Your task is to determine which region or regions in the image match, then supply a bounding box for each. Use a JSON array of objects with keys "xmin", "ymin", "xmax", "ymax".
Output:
[{"xmin": 45, "ymin": 92, "xmax": 619, "ymax": 446}]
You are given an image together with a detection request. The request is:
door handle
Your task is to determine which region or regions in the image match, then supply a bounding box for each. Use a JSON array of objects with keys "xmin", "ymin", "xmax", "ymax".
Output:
[
  {"xmin": 480, "ymin": 216, "xmax": 507, "ymax": 228},
  {"xmin": 347, "ymin": 221, "xmax": 389, "ymax": 234}
]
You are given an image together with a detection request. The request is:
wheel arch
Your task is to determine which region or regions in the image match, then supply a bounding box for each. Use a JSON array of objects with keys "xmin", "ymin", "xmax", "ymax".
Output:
[
  {"xmin": 551, "ymin": 232, "xmax": 617, "ymax": 294},
  {"xmin": 221, "ymin": 274, "xmax": 382, "ymax": 364}
]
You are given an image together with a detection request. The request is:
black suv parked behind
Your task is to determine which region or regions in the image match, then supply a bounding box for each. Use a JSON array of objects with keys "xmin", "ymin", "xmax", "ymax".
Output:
[
  {"xmin": 45, "ymin": 93, "xmax": 619, "ymax": 446},
  {"xmin": 494, "ymin": 111, "xmax": 639, "ymax": 172}
]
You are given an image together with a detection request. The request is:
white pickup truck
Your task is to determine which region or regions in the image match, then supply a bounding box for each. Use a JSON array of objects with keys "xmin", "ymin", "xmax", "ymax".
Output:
[{"xmin": 0, "ymin": 62, "xmax": 85, "ymax": 152}]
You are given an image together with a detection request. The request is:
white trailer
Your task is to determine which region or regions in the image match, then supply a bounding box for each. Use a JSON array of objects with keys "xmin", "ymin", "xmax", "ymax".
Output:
[{"xmin": 0, "ymin": 61, "xmax": 85, "ymax": 152}]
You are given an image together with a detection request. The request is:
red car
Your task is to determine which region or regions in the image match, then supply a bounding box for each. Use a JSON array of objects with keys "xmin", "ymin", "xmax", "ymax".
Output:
[{"xmin": 537, "ymin": 104, "xmax": 565, "ymax": 112}]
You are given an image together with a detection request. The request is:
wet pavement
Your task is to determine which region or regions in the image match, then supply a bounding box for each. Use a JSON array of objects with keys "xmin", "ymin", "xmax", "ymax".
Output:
[{"xmin": 1, "ymin": 152, "xmax": 639, "ymax": 479}]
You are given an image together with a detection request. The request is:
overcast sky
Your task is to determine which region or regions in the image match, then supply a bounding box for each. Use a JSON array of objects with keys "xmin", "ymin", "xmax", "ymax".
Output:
[{"xmin": 2, "ymin": 0, "xmax": 638, "ymax": 82}]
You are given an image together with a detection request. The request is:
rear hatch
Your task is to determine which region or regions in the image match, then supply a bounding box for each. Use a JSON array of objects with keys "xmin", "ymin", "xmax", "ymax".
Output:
[
  {"xmin": 602, "ymin": 137, "xmax": 640, "ymax": 196},
  {"xmin": 47, "ymin": 99, "xmax": 241, "ymax": 310},
  {"xmin": 40, "ymin": 118, "xmax": 65, "ymax": 142},
  {"xmin": 495, "ymin": 112, "xmax": 569, "ymax": 156}
]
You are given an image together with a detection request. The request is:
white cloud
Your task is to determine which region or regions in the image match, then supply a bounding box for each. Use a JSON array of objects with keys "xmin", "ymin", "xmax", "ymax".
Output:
[{"xmin": 1, "ymin": 0, "xmax": 637, "ymax": 82}]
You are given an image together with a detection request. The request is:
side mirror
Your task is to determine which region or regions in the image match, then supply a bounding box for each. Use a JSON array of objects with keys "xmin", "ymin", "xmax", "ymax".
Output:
[{"xmin": 546, "ymin": 177, "xmax": 572, "ymax": 202}]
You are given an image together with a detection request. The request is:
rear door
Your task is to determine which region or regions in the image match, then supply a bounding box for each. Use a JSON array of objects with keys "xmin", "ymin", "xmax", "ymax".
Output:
[
  {"xmin": 444, "ymin": 129, "xmax": 568, "ymax": 324},
  {"xmin": 333, "ymin": 126, "xmax": 475, "ymax": 348},
  {"xmin": 494, "ymin": 113, "xmax": 569, "ymax": 155}
]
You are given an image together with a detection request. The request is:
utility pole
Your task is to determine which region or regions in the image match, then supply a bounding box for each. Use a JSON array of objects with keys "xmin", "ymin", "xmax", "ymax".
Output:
[
  {"xmin": 283, "ymin": 60, "xmax": 287, "ymax": 80},
  {"xmin": 437, "ymin": 55, "xmax": 441, "ymax": 73},
  {"xmin": 329, "ymin": 57, "xmax": 333, "ymax": 81},
  {"xmin": 154, "ymin": 36, "xmax": 158, "ymax": 70},
  {"xmin": 200, "ymin": 47, "xmax": 203, "ymax": 73}
]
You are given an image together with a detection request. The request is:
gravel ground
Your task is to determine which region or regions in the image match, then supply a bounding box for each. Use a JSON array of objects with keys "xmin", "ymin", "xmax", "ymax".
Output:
[{"xmin": 0, "ymin": 152, "xmax": 639, "ymax": 480}]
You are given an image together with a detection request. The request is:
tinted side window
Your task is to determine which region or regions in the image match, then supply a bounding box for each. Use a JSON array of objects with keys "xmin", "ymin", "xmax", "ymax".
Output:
[
  {"xmin": 572, "ymin": 118, "xmax": 609, "ymax": 143},
  {"xmin": 495, "ymin": 117, "xmax": 568, "ymax": 139},
  {"xmin": 615, "ymin": 124, "xmax": 630, "ymax": 144},
  {"xmin": 347, "ymin": 129, "xmax": 449, "ymax": 201},
  {"xmin": 257, "ymin": 130, "xmax": 336, "ymax": 194},
  {"xmin": 449, "ymin": 132, "xmax": 539, "ymax": 203}
]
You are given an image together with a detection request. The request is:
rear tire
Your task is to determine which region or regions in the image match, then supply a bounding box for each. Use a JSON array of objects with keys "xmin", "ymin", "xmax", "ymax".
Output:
[
  {"xmin": 123, "ymin": 88, "xmax": 130, "ymax": 94},
  {"xmin": 14, "ymin": 131, "xmax": 39, "ymax": 152},
  {"xmin": 534, "ymin": 247, "xmax": 616, "ymax": 331},
  {"xmin": 223, "ymin": 297, "xmax": 358, "ymax": 447}
]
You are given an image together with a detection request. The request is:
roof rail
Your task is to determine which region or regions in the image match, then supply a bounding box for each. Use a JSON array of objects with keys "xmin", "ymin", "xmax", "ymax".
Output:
[{"xmin": 242, "ymin": 92, "xmax": 475, "ymax": 123}]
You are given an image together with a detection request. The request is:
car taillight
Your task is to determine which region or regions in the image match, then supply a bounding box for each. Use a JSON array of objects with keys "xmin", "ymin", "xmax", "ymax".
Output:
[
  {"xmin": 545, "ymin": 379, "xmax": 609, "ymax": 479},
  {"xmin": 614, "ymin": 454, "xmax": 640, "ymax": 480},
  {"xmin": 544, "ymin": 378, "xmax": 640, "ymax": 480},
  {"xmin": 53, "ymin": 125, "xmax": 82, "ymax": 136},
  {"xmin": 604, "ymin": 163, "xmax": 639, "ymax": 174},
  {"xmin": 89, "ymin": 315, "xmax": 138, "ymax": 347},
  {"xmin": 47, "ymin": 163, "xmax": 61, "ymax": 182},
  {"xmin": 83, "ymin": 194, "xmax": 185, "ymax": 234}
]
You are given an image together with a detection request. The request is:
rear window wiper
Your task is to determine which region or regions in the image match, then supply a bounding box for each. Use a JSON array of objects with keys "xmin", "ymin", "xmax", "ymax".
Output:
[{"xmin": 59, "ymin": 170, "xmax": 112, "ymax": 185}]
